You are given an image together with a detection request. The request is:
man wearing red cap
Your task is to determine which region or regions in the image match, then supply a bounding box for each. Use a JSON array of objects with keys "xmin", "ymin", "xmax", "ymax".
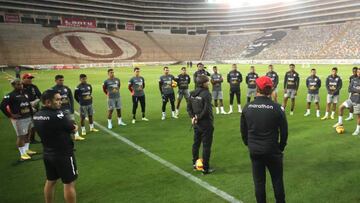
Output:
[
  {"xmin": 22, "ymin": 73, "xmax": 42, "ymax": 144},
  {"xmin": 241, "ymin": 76, "xmax": 288, "ymax": 203}
]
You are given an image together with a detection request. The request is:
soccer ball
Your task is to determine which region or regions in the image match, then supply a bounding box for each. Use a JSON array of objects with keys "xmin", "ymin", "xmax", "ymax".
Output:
[
  {"xmin": 336, "ymin": 126, "xmax": 345, "ymax": 134},
  {"xmin": 195, "ymin": 159, "xmax": 204, "ymax": 171},
  {"xmin": 171, "ymin": 80, "xmax": 178, "ymax": 88}
]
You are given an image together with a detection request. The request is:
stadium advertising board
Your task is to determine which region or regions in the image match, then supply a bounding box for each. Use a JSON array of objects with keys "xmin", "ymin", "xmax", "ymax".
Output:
[
  {"xmin": 125, "ymin": 22, "xmax": 135, "ymax": 31},
  {"xmin": 4, "ymin": 13, "xmax": 20, "ymax": 23},
  {"xmin": 61, "ymin": 17, "xmax": 96, "ymax": 28}
]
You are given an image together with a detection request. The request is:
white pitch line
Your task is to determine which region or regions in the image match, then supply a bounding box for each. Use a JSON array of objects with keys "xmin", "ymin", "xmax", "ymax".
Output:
[{"xmin": 75, "ymin": 113, "xmax": 242, "ymax": 203}]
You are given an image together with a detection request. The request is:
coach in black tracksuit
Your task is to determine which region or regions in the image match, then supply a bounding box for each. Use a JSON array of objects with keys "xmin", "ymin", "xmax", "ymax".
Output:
[
  {"xmin": 241, "ymin": 76, "xmax": 288, "ymax": 203},
  {"xmin": 33, "ymin": 90, "xmax": 78, "ymax": 203},
  {"xmin": 187, "ymin": 75, "xmax": 214, "ymax": 175}
]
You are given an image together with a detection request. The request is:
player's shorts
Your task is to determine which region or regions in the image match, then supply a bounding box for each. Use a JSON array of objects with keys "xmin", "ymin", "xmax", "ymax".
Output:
[
  {"xmin": 212, "ymin": 90, "xmax": 223, "ymax": 100},
  {"xmin": 80, "ymin": 105, "xmax": 94, "ymax": 118},
  {"xmin": 342, "ymin": 99, "xmax": 353, "ymax": 108},
  {"xmin": 353, "ymin": 102, "xmax": 360, "ymax": 115},
  {"xmin": 178, "ymin": 89, "xmax": 190, "ymax": 100},
  {"xmin": 284, "ymin": 89, "xmax": 297, "ymax": 99},
  {"xmin": 44, "ymin": 155, "xmax": 78, "ymax": 184},
  {"xmin": 108, "ymin": 97, "xmax": 122, "ymax": 110},
  {"xmin": 11, "ymin": 117, "xmax": 32, "ymax": 136},
  {"xmin": 327, "ymin": 94, "xmax": 339, "ymax": 104},
  {"xmin": 306, "ymin": 94, "xmax": 320, "ymax": 103},
  {"xmin": 162, "ymin": 93, "xmax": 175, "ymax": 103},
  {"xmin": 247, "ymin": 88, "xmax": 256, "ymax": 97}
]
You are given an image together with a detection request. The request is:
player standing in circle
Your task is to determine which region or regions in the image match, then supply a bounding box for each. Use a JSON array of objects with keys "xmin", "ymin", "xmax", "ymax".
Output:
[
  {"xmin": 187, "ymin": 75, "xmax": 215, "ymax": 175},
  {"xmin": 159, "ymin": 67, "xmax": 178, "ymax": 120},
  {"xmin": 74, "ymin": 74, "xmax": 99, "ymax": 136},
  {"xmin": 128, "ymin": 67, "xmax": 148, "ymax": 124},
  {"xmin": 227, "ymin": 64, "xmax": 243, "ymax": 113},
  {"xmin": 33, "ymin": 90, "xmax": 78, "ymax": 203},
  {"xmin": 175, "ymin": 67, "xmax": 191, "ymax": 116},
  {"xmin": 282, "ymin": 64, "xmax": 300, "ymax": 115},
  {"xmin": 246, "ymin": 66, "xmax": 259, "ymax": 103},
  {"xmin": 241, "ymin": 76, "xmax": 288, "ymax": 203},
  {"xmin": 22, "ymin": 73, "xmax": 42, "ymax": 144},
  {"xmin": 193, "ymin": 63, "xmax": 210, "ymax": 89},
  {"xmin": 266, "ymin": 65, "xmax": 279, "ymax": 103},
  {"xmin": 211, "ymin": 66, "xmax": 226, "ymax": 114},
  {"xmin": 347, "ymin": 68, "xmax": 360, "ymax": 136},
  {"xmin": 0, "ymin": 79, "xmax": 37, "ymax": 160},
  {"xmin": 52, "ymin": 75, "xmax": 84, "ymax": 141},
  {"xmin": 304, "ymin": 69, "xmax": 321, "ymax": 117},
  {"xmin": 322, "ymin": 67, "xmax": 342, "ymax": 120},
  {"xmin": 103, "ymin": 69, "xmax": 127, "ymax": 129}
]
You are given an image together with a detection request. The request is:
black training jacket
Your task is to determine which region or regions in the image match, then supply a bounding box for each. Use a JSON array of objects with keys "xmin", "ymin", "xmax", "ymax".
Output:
[
  {"xmin": 33, "ymin": 107, "xmax": 75, "ymax": 157},
  {"xmin": 241, "ymin": 96, "xmax": 288, "ymax": 155}
]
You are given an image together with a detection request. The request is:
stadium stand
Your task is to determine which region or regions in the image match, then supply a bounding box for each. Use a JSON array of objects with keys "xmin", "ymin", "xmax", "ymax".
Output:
[{"xmin": 0, "ymin": 24, "xmax": 205, "ymax": 65}]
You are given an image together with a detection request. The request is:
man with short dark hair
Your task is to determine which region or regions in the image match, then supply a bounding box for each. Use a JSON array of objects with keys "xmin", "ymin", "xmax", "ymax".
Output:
[
  {"xmin": 211, "ymin": 66, "xmax": 226, "ymax": 114},
  {"xmin": 193, "ymin": 63, "xmax": 210, "ymax": 89},
  {"xmin": 283, "ymin": 64, "xmax": 300, "ymax": 115},
  {"xmin": 1, "ymin": 79, "xmax": 36, "ymax": 160},
  {"xmin": 52, "ymin": 75, "xmax": 84, "ymax": 141},
  {"xmin": 322, "ymin": 67, "xmax": 342, "ymax": 120},
  {"xmin": 304, "ymin": 69, "xmax": 321, "ymax": 117},
  {"xmin": 227, "ymin": 64, "xmax": 243, "ymax": 113},
  {"xmin": 22, "ymin": 73, "xmax": 42, "ymax": 144},
  {"xmin": 246, "ymin": 66, "xmax": 259, "ymax": 103},
  {"xmin": 74, "ymin": 74, "xmax": 98, "ymax": 136},
  {"xmin": 128, "ymin": 67, "xmax": 148, "ymax": 124},
  {"xmin": 34, "ymin": 90, "xmax": 78, "ymax": 203},
  {"xmin": 159, "ymin": 67, "xmax": 177, "ymax": 120},
  {"xmin": 266, "ymin": 65, "xmax": 279, "ymax": 103},
  {"xmin": 175, "ymin": 67, "xmax": 191, "ymax": 116},
  {"xmin": 241, "ymin": 76, "xmax": 288, "ymax": 203},
  {"xmin": 187, "ymin": 75, "xmax": 214, "ymax": 175},
  {"xmin": 103, "ymin": 68, "xmax": 126, "ymax": 129}
]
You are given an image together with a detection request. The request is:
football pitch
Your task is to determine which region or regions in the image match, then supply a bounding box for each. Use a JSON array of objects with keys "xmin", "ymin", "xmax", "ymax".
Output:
[{"xmin": 1, "ymin": 64, "xmax": 360, "ymax": 203}]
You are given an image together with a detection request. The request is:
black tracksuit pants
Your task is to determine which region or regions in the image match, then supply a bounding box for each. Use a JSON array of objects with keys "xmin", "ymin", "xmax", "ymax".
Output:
[
  {"xmin": 132, "ymin": 95, "xmax": 145, "ymax": 116},
  {"xmin": 192, "ymin": 122, "xmax": 214, "ymax": 171},
  {"xmin": 230, "ymin": 89, "xmax": 241, "ymax": 105},
  {"xmin": 250, "ymin": 153, "xmax": 285, "ymax": 203}
]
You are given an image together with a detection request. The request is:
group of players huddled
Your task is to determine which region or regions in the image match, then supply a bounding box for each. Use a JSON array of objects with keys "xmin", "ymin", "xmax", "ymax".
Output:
[{"xmin": 1, "ymin": 63, "xmax": 359, "ymax": 161}]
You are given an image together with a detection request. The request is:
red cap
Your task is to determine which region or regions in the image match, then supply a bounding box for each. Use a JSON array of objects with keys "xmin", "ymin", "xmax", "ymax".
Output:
[
  {"xmin": 255, "ymin": 76, "xmax": 273, "ymax": 90},
  {"xmin": 22, "ymin": 73, "xmax": 34, "ymax": 79}
]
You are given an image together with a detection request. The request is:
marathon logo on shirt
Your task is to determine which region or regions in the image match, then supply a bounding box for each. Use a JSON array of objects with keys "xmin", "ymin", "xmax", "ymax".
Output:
[
  {"xmin": 33, "ymin": 115, "xmax": 50, "ymax": 121},
  {"xmin": 57, "ymin": 112, "xmax": 64, "ymax": 119},
  {"xmin": 248, "ymin": 104, "xmax": 274, "ymax": 109},
  {"xmin": 20, "ymin": 102, "xmax": 30, "ymax": 107}
]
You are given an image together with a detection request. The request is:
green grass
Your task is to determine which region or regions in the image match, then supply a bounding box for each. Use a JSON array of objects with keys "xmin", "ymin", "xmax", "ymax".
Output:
[{"xmin": 1, "ymin": 64, "xmax": 360, "ymax": 203}]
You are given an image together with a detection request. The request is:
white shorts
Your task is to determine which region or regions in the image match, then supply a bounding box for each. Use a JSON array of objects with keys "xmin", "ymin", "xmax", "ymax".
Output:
[
  {"xmin": 247, "ymin": 88, "xmax": 256, "ymax": 97},
  {"xmin": 11, "ymin": 117, "xmax": 32, "ymax": 136},
  {"xmin": 342, "ymin": 99, "xmax": 353, "ymax": 108},
  {"xmin": 306, "ymin": 94, "xmax": 320, "ymax": 103},
  {"xmin": 284, "ymin": 89, "xmax": 297, "ymax": 99},
  {"xmin": 327, "ymin": 94, "xmax": 339, "ymax": 104}
]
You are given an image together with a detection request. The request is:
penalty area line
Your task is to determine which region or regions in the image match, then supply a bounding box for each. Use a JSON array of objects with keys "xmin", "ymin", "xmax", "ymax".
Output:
[{"xmin": 74, "ymin": 112, "xmax": 242, "ymax": 203}]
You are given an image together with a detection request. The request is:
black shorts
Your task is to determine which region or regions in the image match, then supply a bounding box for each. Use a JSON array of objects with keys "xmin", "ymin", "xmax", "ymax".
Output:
[
  {"xmin": 162, "ymin": 93, "xmax": 175, "ymax": 103},
  {"xmin": 43, "ymin": 155, "xmax": 78, "ymax": 184}
]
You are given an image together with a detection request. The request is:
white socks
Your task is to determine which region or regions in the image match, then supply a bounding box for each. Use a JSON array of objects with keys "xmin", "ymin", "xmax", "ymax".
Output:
[
  {"xmin": 356, "ymin": 125, "xmax": 360, "ymax": 132},
  {"xmin": 81, "ymin": 127, "xmax": 86, "ymax": 131},
  {"xmin": 316, "ymin": 110, "xmax": 320, "ymax": 115},
  {"xmin": 348, "ymin": 113, "xmax": 353, "ymax": 118},
  {"xmin": 18, "ymin": 146, "xmax": 26, "ymax": 155},
  {"xmin": 216, "ymin": 107, "xmax": 220, "ymax": 114},
  {"xmin": 220, "ymin": 106, "xmax": 225, "ymax": 113},
  {"xmin": 325, "ymin": 112, "xmax": 329, "ymax": 117},
  {"xmin": 74, "ymin": 131, "xmax": 79, "ymax": 137},
  {"xmin": 117, "ymin": 117, "xmax": 122, "ymax": 124},
  {"xmin": 331, "ymin": 111, "xmax": 335, "ymax": 117},
  {"xmin": 90, "ymin": 124, "xmax": 94, "ymax": 129},
  {"xmin": 238, "ymin": 104, "xmax": 242, "ymax": 111},
  {"xmin": 229, "ymin": 105, "xmax": 233, "ymax": 112},
  {"xmin": 338, "ymin": 116, "xmax": 343, "ymax": 124},
  {"xmin": 24, "ymin": 143, "xmax": 29, "ymax": 151}
]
